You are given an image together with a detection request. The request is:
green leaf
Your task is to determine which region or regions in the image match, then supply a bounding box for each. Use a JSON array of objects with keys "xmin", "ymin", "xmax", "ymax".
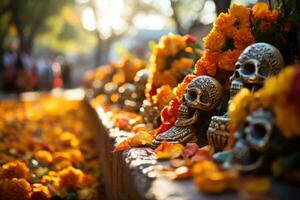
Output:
[
  {"xmin": 114, "ymin": 42, "xmax": 125, "ymax": 56},
  {"xmin": 148, "ymin": 40, "xmax": 156, "ymax": 53}
]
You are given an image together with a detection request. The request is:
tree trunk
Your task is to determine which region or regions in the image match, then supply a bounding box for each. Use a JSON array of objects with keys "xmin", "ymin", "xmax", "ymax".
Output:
[
  {"xmin": 214, "ymin": 0, "xmax": 231, "ymax": 15},
  {"xmin": 95, "ymin": 36, "xmax": 113, "ymax": 66}
]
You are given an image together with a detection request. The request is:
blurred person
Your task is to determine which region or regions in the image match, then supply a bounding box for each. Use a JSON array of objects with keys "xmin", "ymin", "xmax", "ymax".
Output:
[
  {"xmin": 27, "ymin": 65, "xmax": 38, "ymax": 90},
  {"xmin": 3, "ymin": 45, "xmax": 17, "ymax": 92},
  {"xmin": 61, "ymin": 60, "xmax": 72, "ymax": 88},
  {"xmin": 36, "ymin": 58, "xmax": 51, "ymax": 90},
  {"xmin": 15, "ymin": 55, "xmax": 27, "ymax": 93},
  {"xmin": 52, "ymin": 61, "xmax": 62, "ymax": 88}
]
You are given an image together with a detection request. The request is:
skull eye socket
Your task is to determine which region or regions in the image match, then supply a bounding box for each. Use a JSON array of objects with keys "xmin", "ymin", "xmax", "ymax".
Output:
[
  {"xmin": 235, "ymin": 63, "xmax": 241, "ymax": 69},
  {"xmin": 242, "ymin": 62, "xmax": 256, "ymax": 75},
  {"xmin": 258, "ymin": 66, "xmax": 270, "ymax": 77},
  {"xmin": 186, "ymin": 90, "xmax": 197, "ymax": 102},
  {"xmin": 200, "ymin": 93, "xmax": 209, "ymax": 104},
  {"xmin": 251, "ymin": 123, "xmax": 267, "ymax": 141}
]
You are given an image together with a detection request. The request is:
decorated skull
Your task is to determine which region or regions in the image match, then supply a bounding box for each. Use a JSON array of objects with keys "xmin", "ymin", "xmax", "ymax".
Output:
[
  {"xmin": 134, "ymin": 69, "xmax": 149, "ymax": 93},
  {"xmin": 230, "ymin": 108, "xmax": 286, "ymax": 173},
  {"xmin": 152, "ymin": 76, "xmax": 223, "ymax": 147},
  {"xmin": 230, "ymin": 42, "xmax": 284, "ymax": 96},
  {"xmin": 118, "ymin": 69, "xmax": 149, "ymax": 112},
  {"xmin": 184, "ymin": 75, "xmax": 223, "ymax": 111},
  {"xmin": 207, "ymin": 43, "xmax": 284, "ymax": 151}
]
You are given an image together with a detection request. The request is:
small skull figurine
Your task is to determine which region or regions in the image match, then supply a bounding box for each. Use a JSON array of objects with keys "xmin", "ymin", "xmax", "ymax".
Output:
[
  {"xmin": 152, "ymin": 76, "xmax": 223, "ymax": 147},
  {"xmin": 119, "ymin": 69, "xmax": 149, "ymax": 112},
  {"xmin": 134, "ymin": 69, "xmax": 149, "ymax": 93},
  {"xmin": 207, "ymin": 43, "xmax": 284, "ymax": 151},
  {"xmin": 230, "ymin": 108, "xmax": 294, "ymax": 174}
]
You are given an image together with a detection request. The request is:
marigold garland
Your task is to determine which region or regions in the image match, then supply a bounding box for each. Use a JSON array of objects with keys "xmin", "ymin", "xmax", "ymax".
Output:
[
  {"xmin": 195, "ymin": 4, "xmax": 255, "ymax": 77},
  {"xmin": 157, "ymin": 3, "xmax": 281, "ymax": 136},
  {"xmin": 146, "ymin": 33, "xmax": 200, "ymax": 107}
]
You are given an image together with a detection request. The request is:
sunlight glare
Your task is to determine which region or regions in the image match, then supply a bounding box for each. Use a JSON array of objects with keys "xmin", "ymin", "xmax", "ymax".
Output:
[{"xmin": 82, "ymin": 7, "xmax": 97, "ymax": 31}]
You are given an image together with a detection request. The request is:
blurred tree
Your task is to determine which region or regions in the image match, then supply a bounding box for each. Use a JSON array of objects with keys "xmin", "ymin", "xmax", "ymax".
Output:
[
  {"xmin": 170, "ymin": 0, "xmax": 231, "ymax": 35},
  {"xmin": 0, "ymin": 0, "xmax": 11, "ymax": 55},
  {"xmin": 0, "ymin": 0, "xmax": 73, "ymax": 56},
  {"xmin": 9, "ymin": 0, "xmax": 73, "ymax": 54},
  {"xmin": 88, "ymin": 0, "xmax": 140, "ymax": 65}
]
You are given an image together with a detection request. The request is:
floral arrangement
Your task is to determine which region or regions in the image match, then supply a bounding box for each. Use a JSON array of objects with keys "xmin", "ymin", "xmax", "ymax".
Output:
[
  {"xmin": 155, "ymin": 3, "xmax": 284, "ymax": 136},
  {"xmin": 195, "ymin": 4, "xmax": 254, "ymax": 79},
  {"xmin": 229, "ymin": 66, "xmax": 300, "ymax": 139},
  {"xmin": 0, "ymin": 98, "xmax": 101, "ymax": 200},
  {"xmin": 145, "ymin": 33, "xmax": 201, "ymax": 108},
  {"xmin": 81, "ymin": 64, "xmax": 115, "ymax": 89},
  {"xmin": 111, "ymin": 53, "xmax": 144, "ymax": 86}
]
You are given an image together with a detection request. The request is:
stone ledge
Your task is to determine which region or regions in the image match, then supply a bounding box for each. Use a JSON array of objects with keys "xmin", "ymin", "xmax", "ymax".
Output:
[{"xmin": 84, "ymin": 100, "xmax": 300, "ymax": 200}]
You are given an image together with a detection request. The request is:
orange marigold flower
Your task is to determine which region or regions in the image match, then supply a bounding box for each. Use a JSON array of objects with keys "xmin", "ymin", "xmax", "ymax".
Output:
[
  {"xmin": 194, "ymin": 51, "xmax": 219, "ymax": 76},
  {"xmin": 252, "ymin": 2, "xmax": 279, "ymax": 22},
  {"xmin": 217, "ymin": 49, "xmax": 241, "ymax": 71},
  {"xmin": 233, "ymin": 28, "xmax": 255, "ymax": 49},
  {"xmin": 1, "ymin": 178, "xmax": 31, "ymax": 200},
  {"xmin": 31, "ymin": 184, "xmax": 51, "ymax": 200},
  {"xmin": 214, "ymin": 13, "xmax": 236, "ymax": 36},
  {"xmin": 228, "ymin": 4, "xmax": 250, "ymax": 28},
  {"xmin": 171, "ymin": 58, "xmax": 194, "ymax": 71},
  {"xmin": 67, "ymin": 149, "xmax": 84, "ymax": 163},
  {"xmin": 174, "ymin": 74, "xmax": 197, "ymax": 98},
  {"xmin": 58, "ymin": 166, "xmax": 84, "ymax": 191},
  {"xmin": 35, "ymin": 150, "xmax": 53, "ymax": 164},
  {"xmin": 203, "ymin": 29, "xmax": 226, "ymax": 51},
  {"xmin": 59, "ymin": 132, "xmax": 79, "ymax": 148},
  {"xmin": 152, "ymin": 85, "xmax": 175, "ymax": 110},
  {"xmin": 0, "ymin": 161, "xmax": 30, "ymax": 180},
  {"xmin": 159, "ymin": 70, "xmax": 179, "ymax": 87}
]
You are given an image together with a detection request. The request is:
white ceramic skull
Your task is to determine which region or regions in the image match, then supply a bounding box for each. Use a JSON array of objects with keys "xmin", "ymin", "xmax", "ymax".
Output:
[
  {"xmin": 207, "ymin": 43, "xmax": 284, "ymax": 151},
  {"xmin": 230, "ymin": 43, "xmax": 284, "ymax": 96},
  {"xmin": 184, "ymin": 75, "xmax": 223, "ymax": 111},
  {"xmin": 231, "ymin": 108, "xmax": 285, "ymax": 173},
  {"xmin": 152, "ymin": 76, "xmax": 223, "ymax": 146}
]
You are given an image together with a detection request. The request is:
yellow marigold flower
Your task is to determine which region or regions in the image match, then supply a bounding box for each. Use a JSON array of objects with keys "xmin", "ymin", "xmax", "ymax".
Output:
[
  {"xmin": 1, "ymin": 178, "xmax": 31, "ymax": 200},
  {"xmin": 0, "ymin": 160, "xmax": 30, "ymax": 180},
  {"xmin": 228, "ymin": 88, "xmax": 255, "ymax": 132},
  {"xmin": 152, "ymin": 85, "xmax": 175, "ymax": 110},
  {"xmin": 31, "ymin": 184, "xmax": 51, "ymax": 200},
  {"xmin": 255, "ymin": 67, "xmax": 295, "ymax": 108},
  {"xmin": 59, "ymin": 132, "xmax": 79, "ymax": 148},
  {"xmin": 203, "ymin": 29, "xmax": 226, "ymax": 51},
  {"xmin": 159, "ymin": 70, "xmax": 179, "ymax": 87},
  {"xmin": 35, "ymin": 150, "xmax": 53, "ymax": 164},
  {"xmin": 67, "ymin": 149, "xmax": 84, "ymax": 163},
  {"xmin": 40, "ymin": 171, "xmax": 59, "ymax": 187},
  {"xmin": 171, "ymin": 58, "xmax": 194, "ymax": 70},
  {"xmin": 58, "ymin": 166, "xmax": 84, "ymax": 191},
  {"xmin": 53, "ymin": 151, "xmax": 71, "ymax": 162},
  {"xmin": 174, "ymin": 74, "xmax": 197, "ymax": 99},
  {"xmin": 53, "ymin": 160, "xmax": 73, "ymax": 171},
  {"xmin": 0, "ymin": 153, "xmax": 14, "ymax": 164},
  {"xmin": 255, "ymin": 67, "xmax": 299, "ymax": 138}
]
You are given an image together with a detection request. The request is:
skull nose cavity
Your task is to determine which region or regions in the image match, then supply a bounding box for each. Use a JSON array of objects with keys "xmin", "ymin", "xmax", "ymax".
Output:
[
  {"xmin": 234, "ymin": 71, "xmax": 240, "ymax": 78},
  {"xmin": 242, "ymin": 62, "xmax": 256, "ymax": 76}
]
